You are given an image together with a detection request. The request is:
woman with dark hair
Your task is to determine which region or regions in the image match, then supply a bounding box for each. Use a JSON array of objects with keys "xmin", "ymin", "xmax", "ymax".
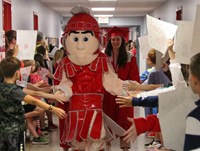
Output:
[
  {"xmin": 103, "ymin": 26, "xmax": 140, "ymax": 151},
  {"xmin": 36, "ymin": 45, "xmax": 46, "ymax": 56},
  {"xmin": 5, "ymin": 30, "xmax": 18, "ymax": 57},
  {"xmin": 34, "ymin": 53, "xmax": 46, "ymax": 68}
]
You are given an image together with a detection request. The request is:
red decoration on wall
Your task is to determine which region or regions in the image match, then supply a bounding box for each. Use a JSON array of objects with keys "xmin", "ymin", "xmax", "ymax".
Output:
[
  {"xmin": 33, "ymin": 12, "xmax": 38, "ymax": 30},
  {"xmin": 3, "ymin": 1, "xmax": 12, "ymax": 31}
]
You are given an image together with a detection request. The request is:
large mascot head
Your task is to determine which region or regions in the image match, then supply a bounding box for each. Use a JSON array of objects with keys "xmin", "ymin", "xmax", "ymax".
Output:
[{"xmin": 62, "ymin": 6, "xmax": 100, "ymax": 65}]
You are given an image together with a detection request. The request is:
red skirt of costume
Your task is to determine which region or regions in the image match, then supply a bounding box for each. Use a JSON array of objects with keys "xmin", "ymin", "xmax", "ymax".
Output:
[{"xmin": 61, "ymin": 93, "xmax": 105, "ymax": 143}]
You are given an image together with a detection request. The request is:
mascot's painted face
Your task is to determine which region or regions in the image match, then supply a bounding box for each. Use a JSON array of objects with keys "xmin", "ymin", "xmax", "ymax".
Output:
[{"xmin": 65, "ymin": 30, "xmax": 99, "ymax": 59}]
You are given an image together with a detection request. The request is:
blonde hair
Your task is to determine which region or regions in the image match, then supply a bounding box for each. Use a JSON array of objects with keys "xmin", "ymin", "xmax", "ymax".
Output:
[
  {"xmin": 147, "ymin": 49, "xmax": 156, "ymax": 64},
  {"xmin": 54, "ymin": 49, "xmax": 64, "ymax": 63}
]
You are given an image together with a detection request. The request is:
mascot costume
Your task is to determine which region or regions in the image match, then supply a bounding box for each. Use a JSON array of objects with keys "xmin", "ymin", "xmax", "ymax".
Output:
[{"xmin": 54, "ymin": 5, "xmax": 128, "ymax": 151}]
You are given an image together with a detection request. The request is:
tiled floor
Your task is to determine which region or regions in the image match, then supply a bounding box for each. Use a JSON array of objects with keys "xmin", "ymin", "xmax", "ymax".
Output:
[{"xmin": 26, "ymin": 107, "xmax": 152, "ymax": 151}]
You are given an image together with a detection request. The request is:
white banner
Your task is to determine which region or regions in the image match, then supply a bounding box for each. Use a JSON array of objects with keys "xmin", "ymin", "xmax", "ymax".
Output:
[
  {"xmin": 16, "ymin": 30, "xmax": 37, "ymax": 60},
  {"xmin": 0, "ymin": 30, "xmax": 5, "ymax": 62},
  {"xmin": 159, "ymin": 87, "xmax": 198, "ymax": 151},
  {"xmin": 138, "ymin": 35, "xmax": 151, "ymax": 60},
  {"xmin": 147, "ymin": 15, "xmax": 178, "ymax": 55},
  {"xmin": 174, "ymin": 21, "xmax": 194, "ymax": 64},
  {"xmin": 191, "ymin": 5, "xmax": 200, "ymax": 57}
]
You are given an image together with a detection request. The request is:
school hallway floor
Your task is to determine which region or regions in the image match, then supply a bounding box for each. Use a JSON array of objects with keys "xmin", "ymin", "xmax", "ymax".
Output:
[{"xmin": 26, "ymin": 107, "xmax": 152, "ymax": 151}]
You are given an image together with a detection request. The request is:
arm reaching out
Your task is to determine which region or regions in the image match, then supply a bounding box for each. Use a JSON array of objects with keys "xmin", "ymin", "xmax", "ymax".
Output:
[
  {"xmin": 123, "ymin": 81, "xmax": 162, "ymax": 91},
  {"xmin": 23, "ymin": 88, "xmax": 67, "ymax": 104},
  {"xmin": 116, "ymin": 95, "xmax": 133, "ymax": 108},
  {"xmin": 123, "ymin": 117, "xmax": 138, "ymax": 143},
  {"xmin": 116, "ymin": 95, "xmax": 158, "ymax": 108},
  {"xmin": 123, "ymin": 115, "xmax": 161, "ymax": 143},
  {"xmin": 23, "ymin": 94, "xmax": 67, "ymax": 119}
]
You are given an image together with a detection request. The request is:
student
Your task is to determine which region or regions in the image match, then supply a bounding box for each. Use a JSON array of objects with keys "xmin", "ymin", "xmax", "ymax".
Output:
[
  {"xmin": 103, "ymin": 26, "xmax": 140, "ymax": 151},
  {"xmin": 34, "ymin": 49, "xmax": 57, "ymax": 130},
  {"xmin": 5, "ymin": 30, "xmax": 18, "ymax": 58},
  {"xmin": 184, "ymin": 52, "xmax": 200, "ymax": 151},
  {"xmin": 0, "ymin": 57, "xmax": 67, "ymax": 151},
  {"xmin": 140, "ymin": 49, "xmax": 156, "ymax": 84},
  {"xmin": 23, "ymin": 60, "xmax": 64, "ymax": 144}
]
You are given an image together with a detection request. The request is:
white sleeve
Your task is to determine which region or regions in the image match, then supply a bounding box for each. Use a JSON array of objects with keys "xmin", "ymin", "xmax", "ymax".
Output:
[{"xmin": 169, "ymin": 60, "xmax": 187, "ymax": 89}]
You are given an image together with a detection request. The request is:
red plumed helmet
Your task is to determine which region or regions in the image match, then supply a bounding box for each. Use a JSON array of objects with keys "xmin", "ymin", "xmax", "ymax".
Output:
[
  {"xmin": 64, "ymin": 13, "xmax": 100, "ymax": 34},
  {"xmin": 63, "ymin": 6, "xmax": 100, "ymax": 36},
  {"xmin": 61, "ymin": 6, "xmax": 101, "ymax": 54}
]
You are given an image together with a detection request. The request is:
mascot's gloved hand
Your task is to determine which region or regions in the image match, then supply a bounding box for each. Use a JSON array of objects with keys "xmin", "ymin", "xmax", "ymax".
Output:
[{"xmin": 51, "ymin": 85, "xmax": 72, "ymax": 101}]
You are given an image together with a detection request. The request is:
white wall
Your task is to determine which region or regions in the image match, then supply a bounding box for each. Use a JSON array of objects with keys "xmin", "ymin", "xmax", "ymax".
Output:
[
  {"xmin": 150, "ymin": 0, "xmax": 200, "ymax": 23},
  {"xmin": 137, "ymin": 0, "xmax": 200, "ymax": 75},
  {"xmin": 105, "ymin": 17, "xmax": 145, "ymax": 36},
  {"xmin": 3, "ymin": 0, "xmax": 62, "ymax": 38}
]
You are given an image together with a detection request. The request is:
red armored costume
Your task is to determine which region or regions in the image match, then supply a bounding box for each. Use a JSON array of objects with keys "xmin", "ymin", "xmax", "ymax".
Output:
[{"xmin": 54, "ymin": 6, "xmax": 126, "ymax": 151}]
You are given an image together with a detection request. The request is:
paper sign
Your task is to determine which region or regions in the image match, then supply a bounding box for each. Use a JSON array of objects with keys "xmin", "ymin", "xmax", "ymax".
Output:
[
  {"xmin": 16, "ymin": 66, "xmax": 32, "ymax": 87},
  {"xmin": 191, "ymin": 5, "xmax": 200, "ymax": 57},
  {"xmin": 16, "ymin": 30, "xmax": 37, "ymax": 60},
  {"xmin": 159, "ymin": 87, "xmax": 198, "ymax": 151},
  {"xmin": 173, "ymin": 21, "xmax": 194, "ymax": 64},
  {"xmin": 20, "ymin": 66, "xmax": 31, "ymax": 82},
  {"xmin": 138, "ymin": 35, "xmax": 151, "ymax": 59},
  {"xmin": 0, "ymin": 30, "xmax": 5, "ymax": 62},
  {"xmin": 147, "ymin": 15, "xmax": 178, "ymax": 55}
]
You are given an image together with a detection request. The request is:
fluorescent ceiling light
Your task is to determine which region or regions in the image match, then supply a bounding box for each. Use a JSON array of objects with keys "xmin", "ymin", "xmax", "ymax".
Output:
[
  {"xmin": 89, "ymin": 0, "xmax": 117, "ymax": 1},
  {"xmin": 94, "ymin": 15, "xmax": 113, "ymax": 17},
  {"xmin": 91, "ymin": 7, "xmax": 115, "ymax": 11}
]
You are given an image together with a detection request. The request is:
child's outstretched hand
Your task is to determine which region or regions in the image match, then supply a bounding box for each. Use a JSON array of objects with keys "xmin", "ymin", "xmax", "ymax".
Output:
[
  {"xmin": 123, "ymin": 80, "xmax": 140, "ymax": 91},
  {"xmin": 123, "ymin": 117, "xmax": 138, "ymax": 143},
  {"xmin": 115, "ymin": 95, "xmax": 132, "ymax": 108},
  {"xmin": 51, "ymin": 106, "xmax": 67, "ymax": 119}
]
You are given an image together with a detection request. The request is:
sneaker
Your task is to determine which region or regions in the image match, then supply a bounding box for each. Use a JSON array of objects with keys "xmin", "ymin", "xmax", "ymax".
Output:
[
  {"xmin": 144, "ymin": 139, "xmax": 161, "ymax": 149},
  {"xmin": 32, "ymin": 136, "xmax": 49, "ymax": 145},
  {"xmin": 40, "ymin": 131, "xmax": 49, "ymax": 138},
  {"xmin": 41, "ymin": 126, "xmax": 52, "ymax": 132},
  {"xmin": 48, "ymin": 122, "xmax": 58, "ymax": 129},
  {"xmin": 146, "ymin": 132, "xmax": 156, "ymax": 139}
]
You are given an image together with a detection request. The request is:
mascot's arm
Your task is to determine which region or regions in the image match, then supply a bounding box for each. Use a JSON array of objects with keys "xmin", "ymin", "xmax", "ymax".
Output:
[
  {"xmin": 56, "ymin": 70, "xmax": 73, "ymax": 99},
  {"xmin": 103, "ymin": 63, "xmax": 127, "ymax": 96}
]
